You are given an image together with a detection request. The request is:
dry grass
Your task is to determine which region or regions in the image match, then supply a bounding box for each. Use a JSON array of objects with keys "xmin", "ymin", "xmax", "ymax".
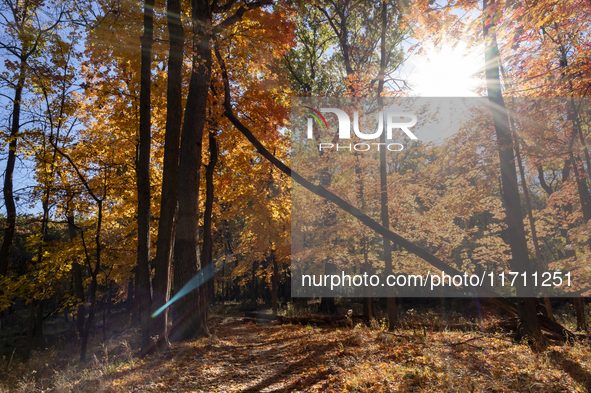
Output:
[{"xmin": 0, "ymin": 310, "xmax": 141, "ymax": 393}]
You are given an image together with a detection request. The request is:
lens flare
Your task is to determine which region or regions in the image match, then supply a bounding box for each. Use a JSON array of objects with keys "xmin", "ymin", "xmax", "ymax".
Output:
[{"xmin": 151, "ymin": 254, "xmax": 228, "ymax": 318}]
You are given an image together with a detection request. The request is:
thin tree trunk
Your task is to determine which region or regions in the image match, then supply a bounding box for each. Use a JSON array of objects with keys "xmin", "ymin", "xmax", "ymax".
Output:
[
  {"xmin": 127, "ymin": 275, "xmax": 134, "ymax": 312},
  {"xmin": 32, "ymin": 140, "xmax": 56, "ymax": 349},
  {"xmin": 483, "ymin": 0, "xmax": 544, "ymax": 348},
  {"xmin": 0, "ymin": 62, "xmax": 26, "ymax": 277},
  {"xmin": 253, "ymin": 260, "xmax": 259, "ymax": 304},
  {"xmin": 569, "ymin": 153, "xmax": 590, "ymax": 331},
  {"xmin": 171, "ymin": 0, "xmax": 212, "ymax": 342},
  {"xmin": 69, "ymin": 216, "xmax": 86, "ymax": 336},
  {"xmin": 81, "ymin": 201, "xmax": 103, "ymax": 362},
  {"xmin": 355, "ymin": 154, "xmax": 373, "ymax": 320},
  {"xmin": 570, "ymin": 156, "xmax": 591, "ymax": 221},
  {"xmin": 201, "ymin": 130, "xmax": 218, "ymax": 322},
  {"xmin": 151, "ymin": 0, "xmax": 184, "ymax": 350},
  {"xmin": 377, "ymin": 0, "xmax": 397, "ymax": 329},
  {"xmin": 271, "ymin": 251, "xmax": 278, "ymax": 315},
  {"xmin": 26, "ymin": 300, "xmax": 35, "ymax": 353},
  {"xmin": 508, "ymin": 109, "xmax": 554, "ymax": 320},
  {"xmin": 81, "ymin": 275, "xmax": 97, "ymax": 362},
  {"xmin": 319, "ymin": 262, "xmax": 337, "ymax": 314},
  {"xmin": 132, "ymin": 268, "xmax": 139, "ymax": 323},
  {"xmin": 138, "ymin": 0, "xmax": 155, "ymax": 352},
  {"xmin": 107, "ymin": 284, "xmax": 112, "ymax": 314},
  {"xmin": 551, "ymin": 21, "xmax": 590, "ymax": 332}
]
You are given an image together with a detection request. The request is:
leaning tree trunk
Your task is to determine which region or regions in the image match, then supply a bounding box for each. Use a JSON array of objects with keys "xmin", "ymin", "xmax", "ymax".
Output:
[
  {"xmin": 483, "ymin": 0, "xmax": 545, "ymax": 348},
  {"xmin": 138, "ymin": 0, "xmax": 155, "ymax": 352},
  {"xmin": 171, "ymin": 0, "xmax": 212, "ymax": 342}
]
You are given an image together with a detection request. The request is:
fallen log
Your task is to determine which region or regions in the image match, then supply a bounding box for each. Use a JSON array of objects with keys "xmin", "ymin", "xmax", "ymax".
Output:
[
  {"xmin": 243, "ymin": 312, "xmax": 281, "ymax": 321},
  {"xmin": 273, "ymin": 313, "xmax": 366, "ymax": 326},
  {"xmin": 537, "ymin": 314, "xmax": 577, "ymax": 341}
]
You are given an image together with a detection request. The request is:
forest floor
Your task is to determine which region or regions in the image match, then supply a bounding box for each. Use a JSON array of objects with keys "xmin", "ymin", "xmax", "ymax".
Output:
[{"xmin": 2, "ymin": 311, "xmax": 591, "ymax": 393}]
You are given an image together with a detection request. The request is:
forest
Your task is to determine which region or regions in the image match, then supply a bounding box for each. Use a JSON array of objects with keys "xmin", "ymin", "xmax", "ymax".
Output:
[{"xmin": 0, "ymin": 0, "xmax": 590, "ymax": 391}]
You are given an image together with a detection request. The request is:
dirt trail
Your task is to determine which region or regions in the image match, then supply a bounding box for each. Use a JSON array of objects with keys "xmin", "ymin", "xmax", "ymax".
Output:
[
  {"xmin": 112, "ymin": 320, "xmax": 339, "ymax": 393},
  {"xmin": 92, "ymin": 318, "xmax": 591, "ymax": 393}
]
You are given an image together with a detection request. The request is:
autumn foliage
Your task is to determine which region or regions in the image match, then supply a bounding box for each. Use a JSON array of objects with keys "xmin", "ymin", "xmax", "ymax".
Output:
[{"xmin": 0, "ymin": 0, "xmax": 590, "ymax": 391}]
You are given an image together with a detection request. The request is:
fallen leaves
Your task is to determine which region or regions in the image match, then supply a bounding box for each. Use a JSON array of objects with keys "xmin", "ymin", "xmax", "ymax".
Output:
[{"xmin": 94, "ymin": 318, "xmax": 591, "ymax": 393}]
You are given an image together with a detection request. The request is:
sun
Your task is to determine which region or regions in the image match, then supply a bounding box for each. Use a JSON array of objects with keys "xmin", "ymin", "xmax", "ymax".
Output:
[{"xmin": 406, "ymin": 42, "xmax": 483, "ymax": 97}]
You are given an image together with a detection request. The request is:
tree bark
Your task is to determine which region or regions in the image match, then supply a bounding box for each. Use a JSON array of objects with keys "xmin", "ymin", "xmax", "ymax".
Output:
[
  {"xmin": 377, "ymin": 0, "xmax": 397, "ymax": 329},
  {"xmin": 151, "ymin": 0, "xmax": 184, "ymax": 350},
  {"xmin": 483, "ymin": 0, "xmax": 544, "ymax": 348},
  {"xmin": 80, "ymin": 200, "xmax": 103, "ymax": 362},
  {"xmin": 200, "ymin": 130, "xmax": 218, "ymax": 321},
  {"xmin": 138, "ymin": 0, "xmax": 155, "ymax": 352},
  {"xmin": 127, "ymin": 275, "xmax": 134, "ymax": 312},
  {"xmin": 509, "ymin": 110, "xmax": 554, "ymax": 320},
  {"xmin": 574, "ymin": 298, "xmax": 587, "ymax": 331},
  {"xmin": 171, "ymin": 0, "xmax": 212, "ymax": 342},
  {"xmin": 34, "ymin": 299, "xmax": 44, "ymax": 348},
  {"xmin": 69, "ymin": 215, "xmax": 86, "ymax": 337},
  {"xmin": 81, "ymin": 274, "xmax": 97, "ymax": 362},
  {"xmin": 271, "ymin": 251, "xmax": 278, "ymax": 315},
  {"xmin": 319, "ymin": 262, "xmax": 337, "ymax": 314},
  {"xmin": 355, "ymin": 154, "xmax": 373, "ymax": 320},
  {"xmin": 0, "ymin": 62, "xmax": 26, "ymax": 277}
]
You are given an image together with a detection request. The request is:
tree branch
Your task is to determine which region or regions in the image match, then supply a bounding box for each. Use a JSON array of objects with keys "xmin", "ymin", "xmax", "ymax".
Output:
[
  {"xmin": 213, "ymin": 43, "xmax": 518, "ymax": 315},
  {"xmin": 214, "ymin": 0, "xmax": 273, "ymax": 32}
]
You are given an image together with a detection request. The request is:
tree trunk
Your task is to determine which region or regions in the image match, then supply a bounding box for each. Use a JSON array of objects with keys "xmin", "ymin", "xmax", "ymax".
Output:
[
  {"xmin": 509, "ymin": 108, "xmax": 554, "ymax": 320},
  {"xmin": 127, "ymin": 273, "xmax": 134, "ymax": 313},
  {"xmin": 73, "ymin": 266, "xmax": 85, "ymax": 337},
  {"xmin": 251, "ymin": 260, "xmax": 258, "ymax": 304},
  {"xmin": 151, "ymin": 0, "xmax": 184, "ymax": 350},
  {"xmin": 355, "ymin": 155, "xmax": 373, "ymax": 320},
  {"xmin": 377, "ymin": 0, "xmax": 397, "ymax": 329},
  {"xmin": 67, "ymin": 209, "xmax": 86, "ymax": 336},
  {"xmin": 574, "ymin": 298, "xmax": 587, "ymax": 331},
  {"xmin": 81, "ymin": 201, "xmax": 103, "ymax": 362},
  {"xmin": 0, "ymin": 62, "xmax": 26, "ymax": 277},
  {"xmin": 271, "ymin": 251, "xmax": 278, "ymax": 315},
  {"xmin": 201, "ymin": 130, "xmax": 218, "ymax": 320},
  {"xmin": 568, "ymin": 157, "xmax": 590, "ymax": 331},
  {"xmin": 551, "ymin": 20, "xmax": 590, "ymax": 332},
  {"xmin": 319, "ymin": 262, "xmax": 337, "ymax": 314},
  {"xmin": 171, "ymin": 0, "xmax": 212, "ymax": 342},
  {"xmin": 483, "ymin": 0, "xmax": 544, "ymax": 348},
  {"xmin": 80, "ymin": 276, "xmax": 97, "ymax": 362},
  {"xmin": 26, "ymin": 300, "xmax": 35, "ymax": 354},
  {"xmin": 34, "ymin": 299, "xmax": 44, "ymax": 348},
  {"xmin": 107, "ymin": 284, "xmax": 112, "ymax": 314},
  {"xmin": 138, "ymin": 0, "xmax": 155, "ymax": 352}
]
